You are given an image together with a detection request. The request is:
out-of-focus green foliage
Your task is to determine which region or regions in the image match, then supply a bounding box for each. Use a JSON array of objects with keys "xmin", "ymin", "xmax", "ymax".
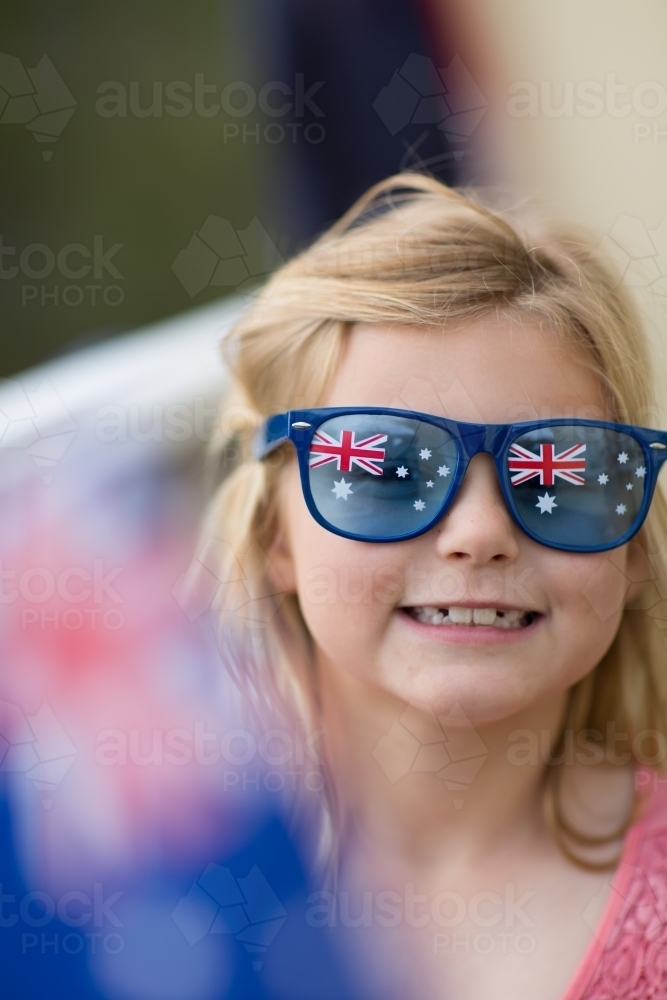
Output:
[{"xmin": 0, "ymin": 0, "xmax": 265, "ymax": 376}]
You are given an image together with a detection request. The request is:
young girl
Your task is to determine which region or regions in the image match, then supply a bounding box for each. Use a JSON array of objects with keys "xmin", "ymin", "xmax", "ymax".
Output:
[{"xmin": 198, "ymin": 174, "xmax": 667, "ymax": 999}]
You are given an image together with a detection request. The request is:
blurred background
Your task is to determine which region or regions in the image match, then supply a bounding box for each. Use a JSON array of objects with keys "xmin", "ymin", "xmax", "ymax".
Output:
[
  {"xmin": 2, "ymin": 0, "xmax": 667, "ymax": 379},
  {"xmin": 2, "ymin": 1, "xmax": 667, "ymax": 997}
]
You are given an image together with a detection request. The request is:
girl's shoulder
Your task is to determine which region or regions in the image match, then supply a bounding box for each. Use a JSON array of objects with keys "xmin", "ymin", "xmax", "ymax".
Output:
[{"xmin": 574, "ymin": 769, "xmax": 667, "ymax": 1000}]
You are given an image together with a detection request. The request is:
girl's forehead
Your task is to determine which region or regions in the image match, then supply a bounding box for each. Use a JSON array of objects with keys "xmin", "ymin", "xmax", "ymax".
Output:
[{"xmin": 322, "ymin": 320, "xmax": 610, "ymax": 424}]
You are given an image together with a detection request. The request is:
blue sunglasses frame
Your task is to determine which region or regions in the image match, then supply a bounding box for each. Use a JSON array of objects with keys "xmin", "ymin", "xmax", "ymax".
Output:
[{"xmin": 255, "ymin": 407, "xmax": 667, "ymax": 552}]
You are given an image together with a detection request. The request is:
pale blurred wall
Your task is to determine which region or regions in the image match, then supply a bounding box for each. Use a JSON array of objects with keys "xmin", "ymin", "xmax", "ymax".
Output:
[
  {"xmin": 464, "ymin": 0, "xmax": 667, "ymax": 398},
  {"xmin": 479, "ymin": 0, "xmax": 667, "ymax": 223}
]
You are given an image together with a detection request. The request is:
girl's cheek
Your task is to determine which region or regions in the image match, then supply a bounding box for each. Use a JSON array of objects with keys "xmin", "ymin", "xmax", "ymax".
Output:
[
  {"xmin": 294, "ymin": 547, "xmax": 406, "ymax": 659},
  {"xmin": 297, "ymin": 593, "xmax": 389, "ymax": 675},
  {"xmin": 549, "ymin": 552, "xmax": 629, "ymax": 640}
]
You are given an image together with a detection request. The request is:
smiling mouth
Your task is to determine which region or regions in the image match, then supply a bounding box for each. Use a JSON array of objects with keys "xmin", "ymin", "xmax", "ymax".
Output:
[{"xmin": 404, "ymin": 606, "xmax": 540, "ymax": 629}]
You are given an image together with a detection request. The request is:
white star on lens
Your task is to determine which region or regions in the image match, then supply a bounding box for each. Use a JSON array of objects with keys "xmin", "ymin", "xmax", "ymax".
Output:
[
  {"xmin": 396, "ymin": 466, "xmax": 408, "ymax": 478},
  {"xmin": 414, "ymin": 499, "xmax": 426, "ymax": 511},
  {"xmin": 616, "ymin": 503, "xmax": 627, "ymax": 515},
  {"xmin": 419, "ymin": 448, "xmax": 432, "ymax": 460},
  {"xmin": 598, "ymin": 473, "xmax": 609, "ymax": 485},
  {"xmin": 426, "ymin": 480, "xmax": 434, "ymax": 488},
  {"xmin": 437, "ymin": 464, "xmax": 450, "ymax": 477},
  {"xmin": 626, "ymin": 483, "xmax": 633, "ymax": 491},
  {"xmin": 635, "ymin": 466, "xmax": 646, "ymax": 478},
  {"xmin": 617, "ymin": 452, "xmax": 629, "ymax": 464},
  {"xmin": 535, "ymin": 492, "xmax": 557, "ymax": 514},
  {"xmin": 331, "ymin": 478, "xmax": 353, "ymax": 500}
]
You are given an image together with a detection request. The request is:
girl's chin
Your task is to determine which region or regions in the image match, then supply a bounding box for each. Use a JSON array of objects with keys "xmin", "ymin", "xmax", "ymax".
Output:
[{"xmin": 395, "ymin": 607, "xmax": 546, "ymax": 645}]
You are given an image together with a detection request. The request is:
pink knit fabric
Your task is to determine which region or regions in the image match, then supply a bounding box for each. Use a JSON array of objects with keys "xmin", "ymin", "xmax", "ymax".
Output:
[{"xmin": 561, "ymin": 771, "xmax": 667, "ymax": 1000}]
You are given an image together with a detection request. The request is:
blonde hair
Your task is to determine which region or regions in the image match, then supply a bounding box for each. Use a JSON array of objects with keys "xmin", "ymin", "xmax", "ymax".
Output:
[{"xmin": 196, "ymin": 173, "xmax": 667, "ymax": 864}]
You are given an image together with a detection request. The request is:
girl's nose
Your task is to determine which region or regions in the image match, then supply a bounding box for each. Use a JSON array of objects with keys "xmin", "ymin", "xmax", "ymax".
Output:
[{"xmin": 434, "ymin": 453, "xmax": 521, "ymax": 565}]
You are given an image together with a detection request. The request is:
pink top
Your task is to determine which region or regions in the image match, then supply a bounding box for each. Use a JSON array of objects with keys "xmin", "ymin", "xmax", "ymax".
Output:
[{"xmin": 561, "ymin": 771, "xmax": 667, "ymax": 1000}]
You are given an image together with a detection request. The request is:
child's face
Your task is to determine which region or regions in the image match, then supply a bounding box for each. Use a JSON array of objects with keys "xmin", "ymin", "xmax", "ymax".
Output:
[{"xmin": 270, "ymin": 319, "xmax": 644, "ymax": 724}]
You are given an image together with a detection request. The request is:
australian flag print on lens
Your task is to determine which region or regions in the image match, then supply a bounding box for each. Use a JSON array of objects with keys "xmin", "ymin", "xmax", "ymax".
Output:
[
  {"xmin": 309, "ymin": 428, "xmax": 387, "ymax": 475},
  {"xmin": 508, "ymin": 442, "xmax": 586, "ymax": 486},
  {"xmin": 507, "ymin": 425, "xmax": 647, "ymax": 547},
  {"xmin": 308, "ymin": 414, "xmax": 458, "ymax": 540}
]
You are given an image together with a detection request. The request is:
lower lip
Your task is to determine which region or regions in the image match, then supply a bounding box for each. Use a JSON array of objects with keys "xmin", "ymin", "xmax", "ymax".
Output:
[{"xmin": 397, "ymin": 609, "xmax": 545, "ymax": 645}]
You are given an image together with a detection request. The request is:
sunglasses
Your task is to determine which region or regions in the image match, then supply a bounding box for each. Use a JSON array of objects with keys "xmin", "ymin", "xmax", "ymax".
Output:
[{"xmin": 255, "ymin": 407, "xmax": 667, "ymax": 552}]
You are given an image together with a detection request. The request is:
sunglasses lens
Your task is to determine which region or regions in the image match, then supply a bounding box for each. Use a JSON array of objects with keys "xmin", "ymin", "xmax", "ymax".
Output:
[
  {"xmin": 506, "ymin": 425, "xmax": 648, "ymax": 549},
  {"xmin": 308, "ymin": 414, "xmax": 458, "ymax": 539}
]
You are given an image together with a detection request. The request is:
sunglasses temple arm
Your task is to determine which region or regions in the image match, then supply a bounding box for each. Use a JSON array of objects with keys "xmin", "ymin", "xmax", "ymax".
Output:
[{"xmin": 254, "ymin": 412, "xmax": 291, "ymax": 460}]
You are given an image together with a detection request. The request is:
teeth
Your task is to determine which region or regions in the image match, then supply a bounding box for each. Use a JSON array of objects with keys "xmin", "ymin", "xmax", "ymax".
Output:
[
  {"xmin": 409, "ymin": 606, "xmax": 535, "ymax": 628},
  {"xmin": 449, "ymin": 606, "xmax": 473, "ymax": 624},
  {"xmin": 473, "ymin": 608, "xmax": 496, "ymax": 625}
]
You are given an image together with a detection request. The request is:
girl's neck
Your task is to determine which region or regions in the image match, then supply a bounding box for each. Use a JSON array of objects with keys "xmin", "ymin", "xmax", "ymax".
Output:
[{"xmin": 316, "ymin": 653, "xmax": 567, "ymax": 869}]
